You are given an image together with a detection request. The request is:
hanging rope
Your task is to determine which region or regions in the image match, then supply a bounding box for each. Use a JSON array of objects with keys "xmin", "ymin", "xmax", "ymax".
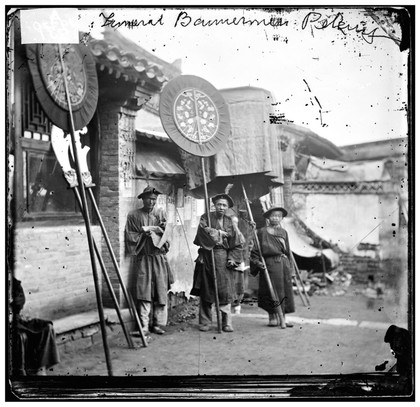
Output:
[{"xmin": 349, "ymin": 207, "xmax": 399, "ymax": 251}]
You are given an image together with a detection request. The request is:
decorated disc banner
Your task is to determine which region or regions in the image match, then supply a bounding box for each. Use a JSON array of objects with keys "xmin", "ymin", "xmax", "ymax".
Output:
[
  {"xmin": 159, "ymin": 75, "xmax": 230, "ymax": 157},
  {"xmin": 25, "ymin": 43, "xmax": 98, "ymax": 132}
]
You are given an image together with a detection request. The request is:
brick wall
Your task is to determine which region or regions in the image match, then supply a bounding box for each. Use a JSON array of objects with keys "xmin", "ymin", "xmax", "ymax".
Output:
[
  {"xmin": 339, "ymin": 252, "xmax": 407, "ymax": 287},
  {"xmin": 97, "ymin": 103, "xmax": 138, "ymax": 307},
  {"xmin": 13, "ymin": 224, "xmax": 102, "ymax": 321},
  {"xmin": 339, "ymin": 253, "xmax": 381, "ymax": 284}
]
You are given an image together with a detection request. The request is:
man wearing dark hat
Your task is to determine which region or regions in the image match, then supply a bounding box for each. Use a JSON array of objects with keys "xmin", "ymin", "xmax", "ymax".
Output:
[
  {"xmin": 125, "ymin": 186, "xmax": 174, "ymax": 335},
  {"xmin": 250, "ymin": 206, "xmax": 295, "ymax": 328},
  {"xmin": 191, "ymin": 193, "xmax": 243, "ymax": 332}
]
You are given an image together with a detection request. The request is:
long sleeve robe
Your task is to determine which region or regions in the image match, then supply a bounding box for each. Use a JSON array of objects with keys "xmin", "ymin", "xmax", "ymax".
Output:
[
  {"xmin": 190, "ymin": 212, "xmax": 243, "ymax": 304},
  {"xmin": 250, "ymin": 226, "xmax": 295, "ymax": 314},
  {"xmin": 125, "ymin": 208, "xmax": 173, "ymax": 305}
]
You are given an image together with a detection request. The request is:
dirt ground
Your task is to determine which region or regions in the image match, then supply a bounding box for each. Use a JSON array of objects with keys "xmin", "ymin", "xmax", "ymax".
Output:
[{"xmin": 51, "ymin": 289, "xmax": 400, "ymax": 377}]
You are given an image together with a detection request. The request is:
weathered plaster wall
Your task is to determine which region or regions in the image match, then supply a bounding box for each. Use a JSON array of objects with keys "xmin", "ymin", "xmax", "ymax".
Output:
[{"xmin": 293, "ymin": 193, "xmax": 381, "ymax": 252}]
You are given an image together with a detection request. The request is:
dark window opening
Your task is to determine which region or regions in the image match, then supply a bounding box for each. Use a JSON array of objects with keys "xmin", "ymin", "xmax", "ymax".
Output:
[
  {"xmin": 24, "ymin": 149, "xmax": 78, "ymax": 215},
  {"xmin": 15, "ymin": 70, "xmax": 97, "ymax": 221}
]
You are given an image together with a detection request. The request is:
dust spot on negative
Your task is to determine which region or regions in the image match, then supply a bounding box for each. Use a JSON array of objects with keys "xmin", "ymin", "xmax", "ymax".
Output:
[{"xmin": 213, "ymin": 336, "xmax": 217, "ymax": 340}]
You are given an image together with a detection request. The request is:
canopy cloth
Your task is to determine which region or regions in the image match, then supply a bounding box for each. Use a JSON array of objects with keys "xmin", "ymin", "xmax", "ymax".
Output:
[
  {"xmin": 282, "ymin": 217, "xmax": 340, "ymax": 269},
  {"xmin": 136, "ymin": 146, "xmax": 185, "ymax": 179},
  {"xmin": 178, "ymin": 86, "xmax": 284, "ymax": 202}
]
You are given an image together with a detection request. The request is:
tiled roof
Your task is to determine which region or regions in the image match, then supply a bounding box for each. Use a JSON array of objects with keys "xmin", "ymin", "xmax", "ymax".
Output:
[
  {"xmin": 276, "ymin": 122, "xmax": 343, "ymax": 159},
  {"xmin": 88, "ymin": 38, "xmax": 167, "ymax": 86}
]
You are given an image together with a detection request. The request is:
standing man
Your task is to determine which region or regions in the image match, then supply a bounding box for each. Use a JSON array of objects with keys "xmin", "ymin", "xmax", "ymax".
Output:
[
  {"xmin": 125, "ymin": 186, "xmax": 173, "ymax": 335},
  {"xmin": 191, "ymin": 193, "xmax": 243, "ymax": 332},
  {"xmin": 250, "ymin": 206, "xmax": 295, "ymax": 328}
]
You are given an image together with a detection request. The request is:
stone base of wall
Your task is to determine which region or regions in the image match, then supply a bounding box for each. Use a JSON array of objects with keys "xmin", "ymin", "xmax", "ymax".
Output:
[{"xmin": 55, "ymin": 308, "xmax": 132, "ymax": 353}]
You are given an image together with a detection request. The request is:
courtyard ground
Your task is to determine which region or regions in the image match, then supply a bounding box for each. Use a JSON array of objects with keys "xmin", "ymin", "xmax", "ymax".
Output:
[{"xmin": 51, "ymin": 290, "xmax": 400, "ymax": 377}]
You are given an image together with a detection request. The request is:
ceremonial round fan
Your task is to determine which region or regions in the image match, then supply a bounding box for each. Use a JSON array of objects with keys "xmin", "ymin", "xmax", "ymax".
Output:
[
  {"xmin": 25, "ymin": 43, "xmax": 98, "ymax": 132},
  {"xmin": 159, "ymin": 75, "xmax": 230, "ymax": 157}
]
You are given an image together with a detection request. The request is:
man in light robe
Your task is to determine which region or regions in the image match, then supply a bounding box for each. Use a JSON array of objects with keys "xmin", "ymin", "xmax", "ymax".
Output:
[{"xmin": 125, "ymin": 186, "xmax": 173, "ymax": 335}]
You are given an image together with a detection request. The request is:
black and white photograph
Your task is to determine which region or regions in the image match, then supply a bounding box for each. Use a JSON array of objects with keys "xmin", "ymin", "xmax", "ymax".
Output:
[{"xmin": 6, "ymin": 5, "xmax": 413, "ymax": 400}]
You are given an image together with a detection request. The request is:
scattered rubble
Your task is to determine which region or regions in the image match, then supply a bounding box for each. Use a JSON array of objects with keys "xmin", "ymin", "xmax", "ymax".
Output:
[
  {"xmin": 294, "ymin": 268, "xmax": 353, "ymax": 297},
  {"xmin": 167, "ymin": 297, "xmax": 199, "ymax": 325}
]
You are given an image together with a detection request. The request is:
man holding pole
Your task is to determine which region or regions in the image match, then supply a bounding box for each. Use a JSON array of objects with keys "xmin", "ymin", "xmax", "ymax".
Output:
[
  {"xmin": 125, "ymin": 186, "xmax": 174, "ymax": 335},
  {"xmin": 250, "ymin": 206, "xmax": 295, "ymax": 328},
  {"xmin": 191, "ymin": 193, "xmax": 243, "ymax": 332}
]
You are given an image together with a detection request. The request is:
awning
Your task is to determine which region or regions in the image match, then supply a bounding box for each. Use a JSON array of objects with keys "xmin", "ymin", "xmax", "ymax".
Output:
[
  {"xmin": 136, "ymin": 148, "xmax": 185, "ymax": 179},
  {"xmin": 283, "ymin": 217, "xmax": 322, "ymax": 258},
  {"xmin": 283, "ymin": 217, "xmax": 340, "ymax": 269}
]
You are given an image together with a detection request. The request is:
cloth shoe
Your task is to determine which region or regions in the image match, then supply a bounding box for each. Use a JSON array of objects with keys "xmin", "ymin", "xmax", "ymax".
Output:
[
  {"xmin": 222, "ymin": 311, "xmax": 233, "ymax": 332},
  {"xmin": 199, "ymin": 324, "xmax": 210, "ymax": 332},
  {"xmin": 223, "ymin": 325, "xmax": 234, "ymax": 332},
  {"xmin": 268, "ymin": 313, "xmax": 277, "ymax": 327},
  {"xmin": 152, "ymin": 326, "xmax": 165, "ymax": 335}
]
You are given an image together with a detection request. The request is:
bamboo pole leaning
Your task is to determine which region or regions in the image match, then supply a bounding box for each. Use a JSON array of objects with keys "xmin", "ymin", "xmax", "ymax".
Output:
[
  {"xmin": 58, "ymin": 43, "xmax": 113, "ymax": 375},
  {"xmin": 290, "ymin": 253, "xmax": 311, "ymax": 307},
  {"xmin": 87, "ymin": 188, "xmax": 149, "ymax": 347},
  {"xmin": 73, "ymin": 188, "xmax": 135, "ymax": 349}
]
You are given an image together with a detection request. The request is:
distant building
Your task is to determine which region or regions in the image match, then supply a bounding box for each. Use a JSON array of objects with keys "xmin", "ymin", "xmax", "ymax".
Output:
[{"xmin": 291, "ymin": 135, "xmax": 409, "ymax": 324}]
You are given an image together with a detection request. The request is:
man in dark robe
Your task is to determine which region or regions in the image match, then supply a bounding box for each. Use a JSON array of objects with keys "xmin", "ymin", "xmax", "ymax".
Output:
[
  {"xmin": 125, "ymin": 186, "xmax": 174, "ymax": 335},
  {"xmin": 250, "ymin": 206, "xmax": 295, "ymax": 327},
  {"xmin": 11, "ymin": 277, "xmax": 60, "ymax": 376},
  {"xmin": 191, "ymin": 193, "xmax": 243, "ymax": 332}
]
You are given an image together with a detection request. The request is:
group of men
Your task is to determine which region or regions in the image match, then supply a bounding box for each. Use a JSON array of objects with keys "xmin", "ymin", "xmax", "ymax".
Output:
[{"xmin": 125, "ymin": 185, "xmax": 293, "ymax": 335}]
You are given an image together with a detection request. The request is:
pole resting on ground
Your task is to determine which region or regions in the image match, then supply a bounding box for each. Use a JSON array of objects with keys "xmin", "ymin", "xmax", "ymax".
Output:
[
  {"xmin": 58, "ymin": 43, "xmax": 113, "ymax": 376},
  {"xmin": 240, "ymin": 183, "xmax": 286, "ymax": 329},
  {"xmin": 201, "ymin": 157, "xmax": 222, "ymax": 334}
]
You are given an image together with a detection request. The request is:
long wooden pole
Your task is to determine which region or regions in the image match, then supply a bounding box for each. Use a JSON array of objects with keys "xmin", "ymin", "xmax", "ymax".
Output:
[
  {"xmin": 192, "ymin": 89, "xmax": 221, "ymax": 333},
  {"xmin": 241, "ymin": 183, "xmax": 286, "ymax": 328},
  {"xmin": 291, "ymin": 253, "xmax": 311, "ymax": 307},
  {"xmin": 201, "ymin": 158, "xmax": 222, "ymax": 333},
  {"xmin": 87, "ymin": 188, "xmax": 148, "ymax": 347},
  {"xmin": 293, "ymin": 275, "xmax": 307, "ymax": 307},
  {"xmin": 73, "ymin": 188, "xmax": 135, "ymax": 349},
  {"xmin": 58, "ymin": 44, "xmax": 113, "ymax": 375}
]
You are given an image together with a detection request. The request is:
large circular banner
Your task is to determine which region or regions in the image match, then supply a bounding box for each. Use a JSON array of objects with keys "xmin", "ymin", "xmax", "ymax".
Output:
[
  {"xmin": 25, "ymin": 43, "xmax": 98, "ymax": 132},
  {"xmin": 159, "ymin": 75, "xmax": 230, "ymax": 157}
]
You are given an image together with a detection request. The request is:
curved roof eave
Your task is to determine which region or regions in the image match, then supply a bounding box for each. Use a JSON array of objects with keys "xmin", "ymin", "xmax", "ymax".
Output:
[{"xmin": 276, "ymin": 122, "xmax": 343, "ymax": 159}]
